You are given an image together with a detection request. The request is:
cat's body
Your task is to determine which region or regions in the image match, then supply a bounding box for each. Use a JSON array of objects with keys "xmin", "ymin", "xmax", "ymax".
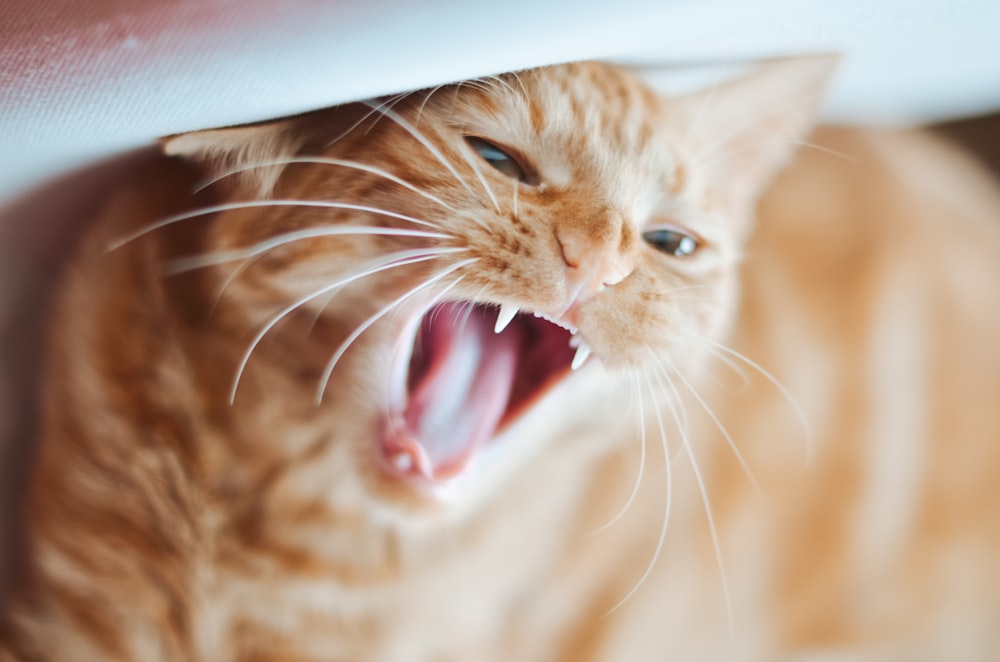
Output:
[{"xmin": 2, "ymin": 61, "xmax": 1000, "ymax": 660}]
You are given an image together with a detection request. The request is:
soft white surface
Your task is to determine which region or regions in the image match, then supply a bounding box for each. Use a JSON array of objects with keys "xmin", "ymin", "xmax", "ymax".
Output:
[{"xmin": 2, "ymin": 0, "xmax": 999, "ymax": 203}]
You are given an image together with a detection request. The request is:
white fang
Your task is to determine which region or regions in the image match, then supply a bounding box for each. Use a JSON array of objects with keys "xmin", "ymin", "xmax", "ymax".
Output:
[
  {"xmin": 571, "ymin": 344, "xmax": 592, "ymax": 370},
  {"xmin": 495, "ymin": 303, "xmax": 519, "ymax": 333}
]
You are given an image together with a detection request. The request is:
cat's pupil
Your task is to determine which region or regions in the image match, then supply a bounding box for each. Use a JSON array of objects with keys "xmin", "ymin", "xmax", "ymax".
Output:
[
  {"xmin": 642, "ymin": 228, "xmax": 699, "ymax": 257},
  {"xmin": 465, "ymin": 137, "xmax": 527, "ymax": 182}
]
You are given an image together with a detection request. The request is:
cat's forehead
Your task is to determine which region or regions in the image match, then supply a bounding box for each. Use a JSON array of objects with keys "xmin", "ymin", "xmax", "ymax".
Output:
[{"xmin": 426, "ymin": 63, "xmax": 676, "ymax": 194}]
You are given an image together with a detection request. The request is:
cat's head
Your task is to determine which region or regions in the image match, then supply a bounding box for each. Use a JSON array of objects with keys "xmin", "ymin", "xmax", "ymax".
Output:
[{"xmin": 162, "ymin": 58, "xmax": 833, "ymax": 512}]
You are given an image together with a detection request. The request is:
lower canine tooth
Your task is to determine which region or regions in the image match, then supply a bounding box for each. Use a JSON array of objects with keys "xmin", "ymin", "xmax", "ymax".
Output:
[
  {"xmin": 569, "ymin": 334, "xmax": 582, "ymax": 348},
  {"xmin": 495, "ymin": 303, "xmax": 519, "ymax": 333},
  {"xmin": 571, "ymin": 344, "xmax": 591, "ymax": 370}
]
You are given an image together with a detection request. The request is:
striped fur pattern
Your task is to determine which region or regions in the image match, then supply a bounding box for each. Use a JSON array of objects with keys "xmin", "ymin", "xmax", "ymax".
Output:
[{"xmin": 3, "ymin": 59, "xmax": 1000, "ymax": 660}]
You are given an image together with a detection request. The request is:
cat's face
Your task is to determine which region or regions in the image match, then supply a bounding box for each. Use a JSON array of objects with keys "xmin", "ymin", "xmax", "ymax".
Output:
[{"xmin": 165, "ymin": 59, "xmax": 832, "ymax": 511}]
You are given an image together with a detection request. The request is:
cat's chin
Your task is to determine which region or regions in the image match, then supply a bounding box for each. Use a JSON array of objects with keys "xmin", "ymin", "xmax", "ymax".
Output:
[{"xmin": 375, "ymin": 300, "xmax": 585, "ymax": 490}]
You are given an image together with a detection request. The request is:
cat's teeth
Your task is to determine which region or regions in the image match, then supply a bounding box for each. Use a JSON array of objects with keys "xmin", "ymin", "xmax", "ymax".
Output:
[
  {"xmin": 569, "ymin": 334, "xmax": 582, "ymax": 348},
  {"xmin": 571, "ymin": 343, "xmax": 592, "ymax": 370},
  {"xmin": 495, "ymin": 303, "xmax": 519, "ymax": 333},
  {"xmin": 531, "ymin": 310, "xmax": 579, "ymax": 334}
]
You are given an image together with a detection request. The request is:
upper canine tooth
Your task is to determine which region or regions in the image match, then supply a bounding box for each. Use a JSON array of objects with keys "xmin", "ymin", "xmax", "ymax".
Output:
[
  {"xmin": 495, "ymin": 303, "xmax": 519, "ymax": 333},
  {"xmin": 571, "ymin": 343, "xmax": 592, "ymax": 370},
  {"xmin": 569, "ymin": 334, "xmax": 582, "ymax": 348}
]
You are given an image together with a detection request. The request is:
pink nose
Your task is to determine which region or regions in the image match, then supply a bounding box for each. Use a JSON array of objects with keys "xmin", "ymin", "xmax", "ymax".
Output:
[{"xmin": 555, "ymin": 214, "xmax": 635, "ymax": 303}]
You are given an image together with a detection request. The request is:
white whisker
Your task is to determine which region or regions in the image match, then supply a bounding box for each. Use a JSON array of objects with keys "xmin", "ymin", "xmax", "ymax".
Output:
[
  {"xmin": 696, "ymin": 342, "xmax": 750, "ymax": 386},
  {"xmin": 481, "ymin": 75, "xmax": 518, "ymax": 97},
  {"xmin": 606, "ymin": 370, "xmax": 673, "ymax": 615},
  {"xmin": 109, "ymin": 200, "xmax": 446, "ymax": 250},
  {"xmin": 415, "ymin": 84, "xmax": 448, "ymax": 124},
  {"xmin": 508, "ymin": 71, "xmax": 529, "ymax": 98},
  {"xmin": 194, "ymin": 157, "xmax": 457, "ymax": 212},
  {"xmin": 690, "ymin": 103, "xmax": 806, "ymax": 168},
  {"xmin": 326, "ymin": 92, "xmax": 411, "ymax": 147},
  {"xmin": 590, "ymin": 373, "xmax": 647, "ymax": 535},
  {"xmin": 165, "ymin": 227, "xmax": 456, "ymax": 275},
  {"xmin": 783, "ymin": 139, "xmax": 856, "ymax": 163},
  {"xmin": 685, "ymin": 330, "xmax": 813, "ymax": 465},
  {"xmin": 229, "ymin": 251, "xmax": 459, "ymax": 403},
  {"xmin": 303, "ymin": 289, "xmax": 339, "ymax": 337},
  {"xmin": 649, "ymin": 355, "xmax": 734, "ymax": 631},
  {"xmin": 456, "ymin": 144, "xmax": 500, "ymax": 212},
  {"xmin": 314, "ymin": 258, "xmax": 478, "ymax": 403},
  {"xmin": 456, "ymin": 79, "xmax": 495, "ymax": 95},
  {"xmin": 360, "ymin": 100, "xmax": 476, "ymax": 197},
  {"xmin": 696, "ymin": 137, "xmax": 855, "ymax": 172},
  {"xmin": 663, "ymin": 356, "xmax": 761, "ymax": 494}
]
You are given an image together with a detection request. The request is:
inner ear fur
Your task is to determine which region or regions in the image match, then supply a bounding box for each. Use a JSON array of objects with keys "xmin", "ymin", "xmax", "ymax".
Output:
[
  {"xmin": 670, "ymin": 55, "xmax": 838, "ymax": 210},
  {"xmin": 161, "ymin": 119, "xmax": 310, "ymax": 198}
]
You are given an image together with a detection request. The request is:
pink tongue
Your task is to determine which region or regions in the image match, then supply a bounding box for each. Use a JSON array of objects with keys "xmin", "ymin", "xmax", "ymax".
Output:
[{"xmin": 401, "ymin": 305, "xmax": 520, "ymax": 478}]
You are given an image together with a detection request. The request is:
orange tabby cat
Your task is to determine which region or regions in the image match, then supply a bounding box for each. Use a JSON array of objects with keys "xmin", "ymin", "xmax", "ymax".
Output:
[{"xmin": 2, "ymin": 58, "xmax": 999, "ymax": 660}]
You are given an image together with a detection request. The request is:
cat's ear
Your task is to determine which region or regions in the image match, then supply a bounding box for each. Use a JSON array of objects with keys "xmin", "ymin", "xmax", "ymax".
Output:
[
  {"xmin": 161, "ymin": 120, "xmax": 307, "ymax": 198},
  {"xmin": 671, "ymin": 55, "xmax": 837, "ymax": 211}
]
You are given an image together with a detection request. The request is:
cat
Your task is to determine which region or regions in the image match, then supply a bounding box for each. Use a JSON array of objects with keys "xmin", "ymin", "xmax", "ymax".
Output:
[{"xmin": 2, "ymin": 56, "xmax": 1000, "ymax": 661}]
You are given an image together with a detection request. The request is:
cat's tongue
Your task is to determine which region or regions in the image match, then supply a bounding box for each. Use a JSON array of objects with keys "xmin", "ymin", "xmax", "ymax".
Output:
[{"xmin": 384, "ymin": 303, "xmax": 521, "ymax": 481}]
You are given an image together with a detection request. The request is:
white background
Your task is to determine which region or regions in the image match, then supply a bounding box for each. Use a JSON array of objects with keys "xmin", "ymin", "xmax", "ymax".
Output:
[{"xmin": 2, "ymin": 0, "xmax": 999, "ymax": 204}]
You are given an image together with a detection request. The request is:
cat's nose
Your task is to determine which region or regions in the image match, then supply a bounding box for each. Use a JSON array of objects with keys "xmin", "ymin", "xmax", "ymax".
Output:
[{"xmin": 554, "ymin": 207, "xmax": 636, "ymax": 301}]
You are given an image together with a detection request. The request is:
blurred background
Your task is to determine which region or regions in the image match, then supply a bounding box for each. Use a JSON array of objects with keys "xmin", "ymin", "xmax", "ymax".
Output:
[{"xmin": 2, "ymin": 0, "xmax": 999, "ymax": 609}]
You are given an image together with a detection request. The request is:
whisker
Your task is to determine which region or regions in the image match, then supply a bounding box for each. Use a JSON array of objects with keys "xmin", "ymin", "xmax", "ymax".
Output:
[
  {"xmin": 689, "ymin": 102, "xmax": 808, "ymax": 167},
  {"xmin": 303, "ymin": 248, "xmax": 466, "ymax": 339},
  {"xmin": 165, "ymin": 226, "xmax": 456, "ymax": 275},
  {"xmin": 360, "ymin": 100, "xmax": 476, "ymax": 197},
  {"xmin": 606, "ymin": 370, "xmax": 673, "ymax": 615},
  {"xmin": 663, "ymin": 356, "xmax": 761, "ymax": 494},
  {"xmin": 648, "ymin": 348, "xmax": 689, "ymax": 436},
  {"xmin": 696, "ymin": 138, "xmax": 855, "ymax": 172},
  {"xmin": 512, "ymin": 178, "xmax": 519, "ymax": 218},
  {"xmin": 326, "ymin": 92, "xmax": 411, "ymax": 148},
  {"xmin": 695, "ymin": 342, "xmax": 750, "ymax": 388},
  {"xmin": 649, "ymin": 355, "xmax": 734, "ymax": 631},
  {"xmin": 194, "ymin": 157, "xmax": 457, "ymax": 212},
  {"xmin": 415, "ymin": 84, "xmax": 448, "ymax": 124},
  {"xmin": 303, "ymin": 289, "xmax": 338, "ymax": 337},
  {"xmin": 456, "ymin": 79, "xmax": 495, "ymax": 96},
  {"xmin": 684, "ymin": 330, "xmax": 813, "ymax": 465},
  {"xmin": 314, "ymin": 258, "xmax": 478, "ymax": 403},
  {"xmin": 229, "ymin": 250, "xmax": 460, "ymax": 403},
  {"xmin": 687, "ymin": 84, "xmax": 840, "ymax": 174},
  {"xmin": 481, "ymin": 75, "xmax": 518, "ymax": 97},
  {"xmin": 508, "ymin": 71, "xmax": 529, "ymax": 98},
  {"xmin": 109, "ymin": 200, "xmax": 446, "ymax": 250},
  {"xmin": 590, "ymin": 373, "xmax": 647, "ymax": 535},
  {"xmin": 326, "ymin": 94, "xmax": 400, "ymax": 147},
  {"xmin": 663, "ymin": 283, "xmax": 713, "ymax": 297},
  {"xmin": 782, "ymin": 139, "xmax": 857, "ymax": 163},
  {"xmin": 455, "ymin": 143, "xmax": 500, "ymax": 212}
]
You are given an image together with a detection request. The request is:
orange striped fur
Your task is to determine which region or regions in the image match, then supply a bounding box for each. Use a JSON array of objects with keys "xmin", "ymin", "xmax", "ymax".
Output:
[{"xmin": 3, "ymin": 59, "xmax": 1000, "ymax": 660}]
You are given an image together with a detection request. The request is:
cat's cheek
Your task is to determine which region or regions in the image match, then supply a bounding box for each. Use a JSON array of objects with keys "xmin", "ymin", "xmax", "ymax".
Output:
[{"xmin": 571, "ymin": 288, "xmax": 666, "ymax": 370}]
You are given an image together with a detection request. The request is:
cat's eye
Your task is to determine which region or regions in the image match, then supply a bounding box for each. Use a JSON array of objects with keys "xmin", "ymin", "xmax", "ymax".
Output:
[
  {"xmin": 642, "ymin": 227, "xmax": 701, "ymax": 258},
  {"xmin": 465, "ymin": 137, "xmax": 529, "ymax": 183}
]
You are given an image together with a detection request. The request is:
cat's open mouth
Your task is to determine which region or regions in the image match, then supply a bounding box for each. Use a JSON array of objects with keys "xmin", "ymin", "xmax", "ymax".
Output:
[{"xmin": 381, "ymin": 302, "xmax": 586, "ymax": 485}]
